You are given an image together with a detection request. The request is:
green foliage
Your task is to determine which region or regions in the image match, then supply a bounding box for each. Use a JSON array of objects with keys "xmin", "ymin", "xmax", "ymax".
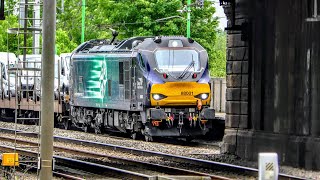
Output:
[
  {"xmin": 56, "ymin": 28, "xmax": 78, "ymax": 54},
  {"xmin": 0, "ymin": 15, "xmax": 21, "ymax": 54},
  {"xmin": 97, "ymin": 0, "xmax": 183, "ymax": 38},
  {"xmin": 209, "ymin": 30, "xmax": 226, "ymax": 77},
  {"xmin": 1, "ymin": 0, "xmax": 226, "ymax": 76}
]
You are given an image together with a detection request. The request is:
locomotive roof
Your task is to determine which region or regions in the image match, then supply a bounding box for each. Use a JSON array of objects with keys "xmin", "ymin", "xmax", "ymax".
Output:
[
  {"xmin": 73, "ymin": 37, "xmax": 152, "ymax": 54},
  {"xmin": 72, "ymin": 36, "xmax": 205, "ymax": 54},
  {"xmin": 136, "ymin": 36, "xmax": 205, "ymax": 52}
]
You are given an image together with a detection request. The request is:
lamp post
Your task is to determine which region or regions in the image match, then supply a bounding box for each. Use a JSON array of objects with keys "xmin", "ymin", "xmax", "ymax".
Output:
[
  {"xmin": 81, "ymin": 0, "xmax": 86, "ymax": 43},
  {"xmin": 180, "ymin": 0, "xmax": 204, "ymax": 38},
  {"xmin": 187, "ymin": 0, "xmax": 191, "ymax": 38}
]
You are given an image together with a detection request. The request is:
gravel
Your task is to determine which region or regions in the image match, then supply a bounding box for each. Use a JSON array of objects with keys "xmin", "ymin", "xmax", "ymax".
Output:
[{"xmin": 0, "ymin": 122, "xmax": 319, "ymax": 179}]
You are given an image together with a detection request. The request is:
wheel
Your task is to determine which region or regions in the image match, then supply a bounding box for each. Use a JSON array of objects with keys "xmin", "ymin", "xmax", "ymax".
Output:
[
  {"xmin": 17, "ymin": 113, "xmax": 23, "ymax": 124},
  {"xmin": 131, "ymin": 132, "xmax": 137, "ymax": 140},
  {"xmin": 0, "ymin": 109, "xmax": 5, "ymax": 117},
  {"xmin": 34, "ymin": 120, "xmax": 39, "ymax": 126},
  {"xmin": 144, "ymin": 135, "xmax": 153, "ymax": 142},
  {"xmin": 82, "ymin": 125, "xmax": 88, "ymax": 133},
  {"xmin": 94, "ymin": 126, "xmax": 101, "ymax": 134},
  {"xmin": 63, "ymin": 120, "xmax": 69, "ymax": 130},
  {"xmin": 91, "ymin": 119, "xmax": 102, "ymax": 134}
]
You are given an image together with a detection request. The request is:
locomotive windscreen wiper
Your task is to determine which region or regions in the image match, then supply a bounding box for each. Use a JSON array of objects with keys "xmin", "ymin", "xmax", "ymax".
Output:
[{"xmin": 178, "ymin": 59, "xmax": 195, "ymax": 79}]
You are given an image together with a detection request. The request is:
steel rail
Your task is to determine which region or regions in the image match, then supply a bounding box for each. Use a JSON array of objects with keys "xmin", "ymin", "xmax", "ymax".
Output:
[
  {"xmin": 0, "ymin": 126, "xmax": 220, "ymax": 148},
  {"xmin": 0, "ymin": 144, "xmax": 153, "ymax": 179},
  {"xmin": 0, "ymin": 127, "xmax": 305, "ymax": 180},
  {"xmin": 1, "ymin": 151, "xmax": 88, "ymax": 180},
  {"xmin": 21, "ymin": 164, "xmax": 87, "ymax": 180},
  {"xmin": 53, "ymin": 172, "xmax": 86, "ymax": 180},
  {"xmin": 0, "ymin": 135, "xmax": 226, "ymax": 179},
  {"xmin": 54, "ymin": 136, "xmax": 304, "ymax": 180}
]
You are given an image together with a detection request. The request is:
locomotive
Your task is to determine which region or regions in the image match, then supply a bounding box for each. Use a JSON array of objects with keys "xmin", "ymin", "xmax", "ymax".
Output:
[{"xmin": 68, "ymin": 36, "xmax": 215, "ymax": 141}]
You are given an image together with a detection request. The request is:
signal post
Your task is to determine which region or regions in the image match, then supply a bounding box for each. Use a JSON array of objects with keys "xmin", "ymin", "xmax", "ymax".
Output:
[{"xmin": 39, "ymin": 0, "xmax": 55, "ymax": 179}]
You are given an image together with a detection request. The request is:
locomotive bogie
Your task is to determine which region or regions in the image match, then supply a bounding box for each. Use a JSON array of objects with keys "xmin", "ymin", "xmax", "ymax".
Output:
[{"xmin": 70, "ymin": 105, "xmax": 142, "ymax": 134}]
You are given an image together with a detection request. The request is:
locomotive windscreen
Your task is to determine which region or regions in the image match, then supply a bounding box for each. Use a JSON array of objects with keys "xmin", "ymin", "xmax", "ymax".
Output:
[{"xmin": 154, "ymin": 49, "xmax": 200, "ymax": 72}]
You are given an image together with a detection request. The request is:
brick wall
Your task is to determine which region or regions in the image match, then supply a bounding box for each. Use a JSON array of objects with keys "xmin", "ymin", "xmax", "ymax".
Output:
[{"xmin": 221, "ymin": 0, "xmax": 250, "ymax": 154}]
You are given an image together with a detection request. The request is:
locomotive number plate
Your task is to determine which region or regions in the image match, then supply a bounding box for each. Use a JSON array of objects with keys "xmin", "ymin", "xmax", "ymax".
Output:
[{"xmin": 181, "ymin": 91, "xmax": 193, "ymax": 95}]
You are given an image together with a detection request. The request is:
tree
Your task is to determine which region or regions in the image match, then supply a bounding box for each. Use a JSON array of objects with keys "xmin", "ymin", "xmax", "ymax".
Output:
[
  {"xmin": 57, "ymin": 0, "xmax": 217, "ymax": 45},
  {"xmin": 56, "ymin": 28, "xmax": 78, "ymax": 54},
  {"xmin": 209, "ymin": 30, "xmax": 226, "ymax": 77},
  {"xmin": 57, "ymin": 0, "xmax": 225, "ymax": 76},
  {"xmin": 1, "ymin": 0, "xmax": 226, "ymax": 77},
  {"xmin": 0, "ymin": 15, "xmax": 22, "ymax": 54}
]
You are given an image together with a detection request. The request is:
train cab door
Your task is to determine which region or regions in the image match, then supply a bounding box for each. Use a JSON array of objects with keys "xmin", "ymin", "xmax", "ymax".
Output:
[
  {"xmin": 130, "ymin": 58, "xmax": 138, "ymax": 109},
  {"xmin": 118, "ymin": 59, "xmax": 131, "ymax": 102},
  {"xmin": 131, "ymin": 56, "xmax": 146, "ymax": 110}
]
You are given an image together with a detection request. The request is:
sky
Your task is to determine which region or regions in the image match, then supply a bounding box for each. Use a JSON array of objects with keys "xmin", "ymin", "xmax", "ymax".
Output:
[{"xmin": 212, "ymin": 0, "xmax": 227, "ymax": 30}]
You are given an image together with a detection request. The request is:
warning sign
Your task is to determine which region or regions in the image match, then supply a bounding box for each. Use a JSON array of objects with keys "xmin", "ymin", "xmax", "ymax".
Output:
[{"xmin": 1, "ymin": 153, "xmax": 19, "ymax": 166}]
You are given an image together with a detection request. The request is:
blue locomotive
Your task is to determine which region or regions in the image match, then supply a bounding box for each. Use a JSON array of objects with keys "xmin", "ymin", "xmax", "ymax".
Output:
[{"xmin": 69, "ymin": 36, "xmax": 215, "ymax": 141}]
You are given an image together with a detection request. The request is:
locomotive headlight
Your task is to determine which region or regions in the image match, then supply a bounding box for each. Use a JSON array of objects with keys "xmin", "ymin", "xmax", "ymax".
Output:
[
  {"xmin": 201, "ymin": 93, "xmax": 208, "ymax": 100},
  {"xmin": 168, "ymin": 40, "xmax": 183, "ymax": 47},
  {"xmin": 152, "ymin": 94, "xmax": 167, "ymax": 100},
  {"xmin": 153, "ymin": 94, "xmax": 160, "ymax": 100},
  {"xmin": 195, "ymin": 93, "xmax": 209, "ymax": 100},
  {"xmin": 171, "ymin": 41, "xmax": 178, "ymax": 47}
]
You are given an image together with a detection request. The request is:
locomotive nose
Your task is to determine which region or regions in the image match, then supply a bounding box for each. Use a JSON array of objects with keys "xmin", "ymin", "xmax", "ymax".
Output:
[{"xmin": 150, "ymin": 82, "xmax": 211, "ymax": 107}]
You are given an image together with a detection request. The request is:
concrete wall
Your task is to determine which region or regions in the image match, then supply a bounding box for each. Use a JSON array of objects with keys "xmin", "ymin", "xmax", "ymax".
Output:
[{"xmin": 222, "ymin": 0, "xmax": 320, "ymax": 170}]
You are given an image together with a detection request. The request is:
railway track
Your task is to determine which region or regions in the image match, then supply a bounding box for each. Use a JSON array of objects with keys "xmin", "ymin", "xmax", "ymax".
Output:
[
  {"xmin": 0, "ymin": 144, "xmax": 155, "ymax": 179},
  {"xmin": 0, "ymin": 127, "xmax": 305, "ymax": 180},
  {"xmin": 0, "ymin": 136, "xmax": 225, "ymax": 179},
  {"xmin": 0, "ymin": 153, "xmax": 93, "ymax": 180},
  {"xmin": 0, "ymin": 115, "xmax": 223, "ymax": 146}
]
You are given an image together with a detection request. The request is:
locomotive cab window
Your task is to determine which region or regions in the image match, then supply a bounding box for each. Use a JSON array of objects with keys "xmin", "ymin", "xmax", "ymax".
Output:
[
  {"xmin": 138, "ymin": 53, "xmax": 146, "ymax": 71},
  {"xmin": 154, "ymin": 49, "xmax": 200, "ymax": 72}
]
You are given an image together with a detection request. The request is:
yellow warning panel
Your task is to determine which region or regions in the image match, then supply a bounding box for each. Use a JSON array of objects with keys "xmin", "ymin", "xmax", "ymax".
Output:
[{"xmin": 1, "ymin": 153, "xmax": 19, "ymax": 166}]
